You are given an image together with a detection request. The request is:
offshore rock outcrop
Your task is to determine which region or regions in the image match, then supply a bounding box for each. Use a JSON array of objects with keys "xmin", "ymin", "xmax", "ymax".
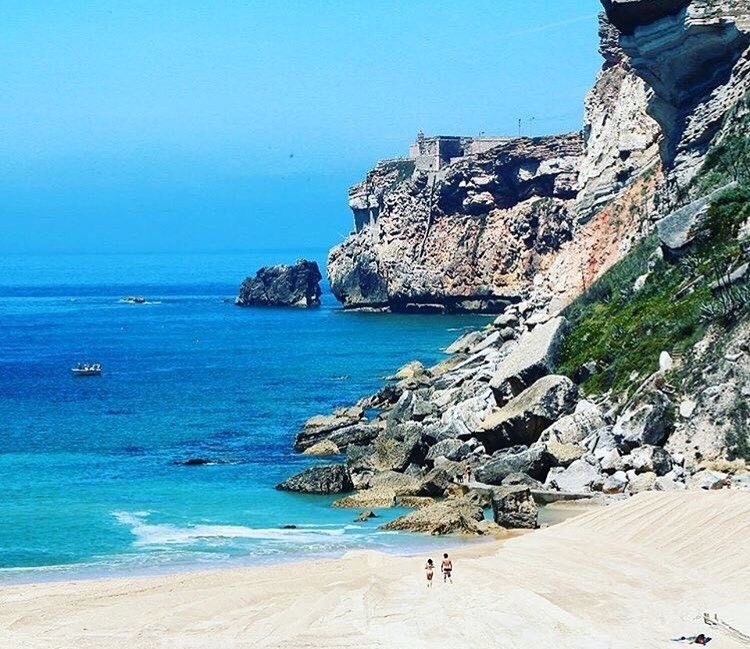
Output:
[{"xmin": 236, "ymin": 259, "xmax": 322, "ymax": 307}]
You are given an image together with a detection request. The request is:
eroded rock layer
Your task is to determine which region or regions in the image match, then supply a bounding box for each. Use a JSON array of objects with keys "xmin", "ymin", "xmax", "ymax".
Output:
[{"xmin": 328, "ymin": 1, "xmax": 750, "ymax": 315}]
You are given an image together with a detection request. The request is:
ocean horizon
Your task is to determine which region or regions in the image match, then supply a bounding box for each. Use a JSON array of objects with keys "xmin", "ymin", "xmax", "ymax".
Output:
[{"xmin": 0, "ymin": 250, "xmax": 492, "ymax": 583}]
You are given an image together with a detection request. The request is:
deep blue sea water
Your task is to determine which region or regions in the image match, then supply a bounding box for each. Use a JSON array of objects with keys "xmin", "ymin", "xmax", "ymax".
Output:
[{"xmin": 0, "ymin": 251, "xmax": 491, "ymax": 583}]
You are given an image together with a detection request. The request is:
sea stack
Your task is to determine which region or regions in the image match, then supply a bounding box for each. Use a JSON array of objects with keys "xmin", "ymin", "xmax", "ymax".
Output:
[{"xmin": 235, "ymin": 259, "xmax": 322, "ymax": 307}]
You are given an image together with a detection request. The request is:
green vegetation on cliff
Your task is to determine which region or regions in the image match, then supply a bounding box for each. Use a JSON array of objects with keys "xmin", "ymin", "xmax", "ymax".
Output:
[
  {"xmin": 697, "ymin": 92, "xmax": 750, "ymax": 191},
  {"xmin": 557, "ymin": 184, "xmax": 750, "ymax": 397}
]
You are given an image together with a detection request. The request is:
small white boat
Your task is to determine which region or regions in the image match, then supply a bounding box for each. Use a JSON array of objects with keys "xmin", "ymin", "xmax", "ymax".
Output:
[{"xmin": 71, "ymin": 363, "xmax": 102, "ymax": 377}]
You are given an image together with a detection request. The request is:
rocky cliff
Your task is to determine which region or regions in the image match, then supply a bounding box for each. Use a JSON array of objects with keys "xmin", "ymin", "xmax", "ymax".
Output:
[
  {"xmin": 279, "ymin": 1, "xmax": 750, "ymax": 524},
  {"xmin": 328, "ymin": 1, "xmax": 750, "ymax": 316},
  {"xmin": 328, "ymin": 17, "xmax": 661, "ymax": 312},
  {"xmin": 329, "ymin": 134, "xmax": 583, "ymax": 313},
  {"xmin": 604, "ymin": 0, "xmax": 750, "ymax": 194}
]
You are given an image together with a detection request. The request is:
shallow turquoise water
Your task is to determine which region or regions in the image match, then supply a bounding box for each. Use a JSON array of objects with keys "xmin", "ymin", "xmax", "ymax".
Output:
[{"xmin": 0, "ymin": 251, "xmax": 491, "ymax": 582}]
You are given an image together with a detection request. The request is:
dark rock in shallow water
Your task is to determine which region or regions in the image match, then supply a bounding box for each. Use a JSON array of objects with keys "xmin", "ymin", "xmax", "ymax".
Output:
[
  {"xmin": 380, "ymin": 498, "xmax": 491, "ymax": 535},
  {"xmin": 354, "ymin": 510, "xmax": 377, "ymax": 522},
  {"xmin": 175, "ymin": 457, "xmax": 228, "ymax": 466},
  {"xmin": 294, "ymin": 420, "xmax": 379, "ymax": 452},
  {"xmin": 276, "ymin": 464, "xmax": 354, "ymax": 494},
  {"xmin": 491, "ymin": 485, "xmax": 538, "ymax": 529},
  {"xmin": 235, "ymin": 259, "xmax": 322, "ymax": 307}
]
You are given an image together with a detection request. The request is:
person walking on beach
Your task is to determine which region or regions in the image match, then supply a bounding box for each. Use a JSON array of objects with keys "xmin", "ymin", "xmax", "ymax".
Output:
[
  {"xmin": 465, "ymin": 465, "xmax": 472, "ymax": 485},
  {"xmin": 441, "ymin": 553, "xmax": 453, "ymax": 584},
  {"xmin": 425, "ymin": 559, "xmax": 434, "ymax": 588}
]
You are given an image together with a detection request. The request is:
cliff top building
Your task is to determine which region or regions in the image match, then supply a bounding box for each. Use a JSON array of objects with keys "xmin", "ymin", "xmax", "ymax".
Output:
[{"xmin": 408, "ymin": 132, "xmax": 511, "ymax": 172}]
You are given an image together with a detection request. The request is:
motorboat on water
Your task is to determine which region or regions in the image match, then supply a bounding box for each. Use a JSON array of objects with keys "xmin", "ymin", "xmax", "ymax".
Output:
[{"xmin": 71, "ymin": 363, "xmax": 102, "ymax": 377}]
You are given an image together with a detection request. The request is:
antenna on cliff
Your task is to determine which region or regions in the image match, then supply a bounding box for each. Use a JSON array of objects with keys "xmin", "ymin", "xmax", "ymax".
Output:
[{"xmin": 529, "ymin": 116, "xmax": 536, "ymax": 137}]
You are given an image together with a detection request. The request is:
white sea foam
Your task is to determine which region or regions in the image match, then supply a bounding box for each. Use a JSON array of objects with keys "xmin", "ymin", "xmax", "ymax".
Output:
[{"xmin": 113, "ymin": 512, "xmax": 356, "ymax": 547}]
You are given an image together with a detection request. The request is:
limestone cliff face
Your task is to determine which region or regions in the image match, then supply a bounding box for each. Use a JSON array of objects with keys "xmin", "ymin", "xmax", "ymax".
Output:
[
  {"xmin": 603, "ymin": 0, "xmax": 750, "ymax": 191},
  {"xmin": 576, "ymin": 14, "xmax": 661, "ymax": 221},
  {"xmin": 328, "ymin": 0, "xmax": 750, "ymax": 313},
  {"xmin": 328, "ymin": 135, "xmax": 583, "ymax": 312}
]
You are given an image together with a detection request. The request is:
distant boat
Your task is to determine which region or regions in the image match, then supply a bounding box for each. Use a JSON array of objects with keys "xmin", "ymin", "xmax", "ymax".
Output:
[
  {"xmin": 71, "ymin": 363, "xmax": 102, "ymax": 377},
  {"xmin": 120, "ymin": 296, "xmax": 146, "ymax": 304}
]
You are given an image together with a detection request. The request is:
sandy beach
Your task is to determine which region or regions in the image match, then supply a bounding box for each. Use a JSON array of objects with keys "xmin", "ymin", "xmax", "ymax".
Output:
[{"xmin": 0, "ymin": 491, "xmax": 748, "ymax": 649}]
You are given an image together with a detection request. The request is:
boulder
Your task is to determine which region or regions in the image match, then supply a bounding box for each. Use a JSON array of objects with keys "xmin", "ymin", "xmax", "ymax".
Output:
[
  {"xmin": 380, "ymin": 499, "xmax": 489, "ymax": 535},
  {"xmin": 545, "ymin": 459, "xmax": 604, "ymax": 493},
  {"xmin": 629, "ymin": 445, "xmax": 673, "ymax": 476},
  {"xmin": 679, "ymin": 399, "xmax": 697, "ymax": 418},
  {"xmin": 294, "ymin": 419, "xmax": 379, "ymax": 452},
  {"xmin": 587, "ymin": 426, "xmax": 620, "ymax": 455},
  {"xmin": 655, "ymin": 475, "xmax": 686, "ymax": 491},
  {"xmin": 444, "ymin": 483, "xmax": 495, "ymax": 508},
  {"xmin": 417, "ymin": 468, "xmax": 454, "ymax": 497},
  {"xmin": 545, "ymin": 441, "xmax": 585, "ymax": 468},
  {"xmin": 276, "ymin": 464, "xmax": 353, "ymax": 494},
  {"xmin": 367, "ymin": 470, "xmax": 422, "ymax": 495},
  {"xmin": 599, "ymin": 448, "xmax": 621, "ymax": 472},
  {"xmin": 433, "ymin": 457, "xmax": 469, "ymax": 480},
  {"xmin": 491, "ymin": 485, "xmax": 538, "ymax": 529},
  {"xmin": 540, "ymin": 400, "xmax": 607, "ymax": 445},
  {"xmin": 498, "ymin": 327, "xmax": 517, "ymax": 341},
  {"xmin": 655, "ymin": 183, "xmax": 737, "ymax": 252},
  {"xmin": 613, "ymin": 391, "xmax": 674, "ymax": 448},
  {"xmin": 332, "ymin": 487, "xmax": 396, "ymax": 508},
  {"xmin": 387, "ymin": 360, "xmax": 426, "ymax": 381},
  {"xmin": 659, "ymin": 351, "xmax": 673, "ymax": 372},
  {"xmin": 370, "ymin": 422, "xmax": 427, "ymax": 472},
  {"xmin": 477, "ymin": 375, "xmax": 579, "ymax": 451},
  {"xmin": 493, "ymin": 312, "xmax": 519, "ymax": 328},
  {"xmin": 410, "ymin": 397, "xmax": 436, "ymax": 421},
  {"xmin": 236, "ymin": 259, "xmax": 322, "ymax": 307},
  {"xmin": 345, "ymin": 444, "xmax": 377, "ymax": 480},
  {"xmin": 489, "ymin": 316, "xmax": 567, "ymax": 405},
  {"xmin": 474, "ymin": 445, "xmax": 553, "ymax": 484},
  {"xmin": 628, "ymin": 471, "xmax": 657, "ymax": 494},
  {"xmin": 302, "ymin": 440, "xmax": 341, "ymax": 456},
  {"xmin": 602, "ymin": 471, "xmax": 628, "ymax": 494},
  {"xmin": 444, "ymin": 330, "xmax": 485, "ymax": 354},
  {"xmin": 688, "ymin": 470, "xmax": 728, "ymax": 490},
  {"xmin": 425, "ymin": 438, "xmax": 465, "ymax": 462},
  {"xmin": 354, "ymin": 510, "xmax": 377, "ymax": 522},
  {"xmin": 501, "ymin": 472, "xmax": 544, "ymax": 489}
]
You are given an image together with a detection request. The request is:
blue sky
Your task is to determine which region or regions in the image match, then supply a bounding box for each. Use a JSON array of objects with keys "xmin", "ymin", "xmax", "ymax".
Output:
[{"xmin": 1, "ymin": 0, "xmax": 603, "ymax": 254}]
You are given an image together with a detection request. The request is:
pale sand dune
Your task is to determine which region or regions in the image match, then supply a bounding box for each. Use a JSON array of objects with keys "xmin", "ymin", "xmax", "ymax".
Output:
[{"xmin": 1, "ymin": 491, "xmax": 748, "ymax": 649}]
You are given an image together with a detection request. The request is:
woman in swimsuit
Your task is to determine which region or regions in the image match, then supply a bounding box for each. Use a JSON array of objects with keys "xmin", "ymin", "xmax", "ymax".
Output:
[
  {"xmin": 425, "ymin": 559, "xmax": 434, "ymax": 587},
  {"xmin": 441, "ymin": 553, "xmax": 453, "ymax": 584}
]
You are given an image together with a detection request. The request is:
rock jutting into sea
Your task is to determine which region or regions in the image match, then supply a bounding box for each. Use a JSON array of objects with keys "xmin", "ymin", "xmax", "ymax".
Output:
[
  {"xmin": 279, "ymin": 0, "xmax": 750, "ymax": 535},
  {"xmin": 235, "ymin": 259, "xmax": 322, "ymax": 307},
  {"xmin": 326, "ymin": 1, "xmax": 750, "ymax": 315}
]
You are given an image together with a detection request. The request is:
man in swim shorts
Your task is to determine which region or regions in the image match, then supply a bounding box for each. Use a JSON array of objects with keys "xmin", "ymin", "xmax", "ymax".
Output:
[{"xmin": 441, "ymin": 553, "xmax": 453, "ymax": 584}]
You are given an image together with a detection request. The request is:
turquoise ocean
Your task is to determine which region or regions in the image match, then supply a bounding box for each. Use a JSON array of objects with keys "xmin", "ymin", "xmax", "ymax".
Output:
[{"xmin": 0, "ymin": 251, "xmax": 491, "ymax": 583}]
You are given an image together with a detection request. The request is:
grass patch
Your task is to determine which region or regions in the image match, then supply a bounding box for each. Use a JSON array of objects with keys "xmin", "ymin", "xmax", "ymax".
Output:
[{"xmin": 557, "ymin": 185, "xmax": 750, "ymax": 397}]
